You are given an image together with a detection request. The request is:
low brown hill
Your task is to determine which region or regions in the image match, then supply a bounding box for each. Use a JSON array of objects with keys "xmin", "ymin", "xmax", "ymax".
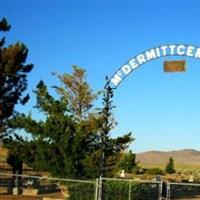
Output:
[
  {"xmin": 0, "ymin": 147, "xmax": 49, "ymax": 176},
  {"xmin": 136, "ymin": 149, "xmax": 200, "ymax": 167},
  {"xmin": 0, "ymin": 147, "xmax": 8, "ymax": 161}
]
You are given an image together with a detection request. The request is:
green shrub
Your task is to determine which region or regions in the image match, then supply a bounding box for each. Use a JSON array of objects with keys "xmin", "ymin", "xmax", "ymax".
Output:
[
  {"xmin": 67, "ymin": 182, "xmax": 95, "ymax": 200},
  {"xmin": 131, "ymin": 166, "xmax": 145, "ymax": 174},
  {"xmin": 102, "ymin": 180, "xmax": 159, "ymax": 200},
  {"xmin": 146, "ymin": 168, "xmax": 165, "ymax": 175}
]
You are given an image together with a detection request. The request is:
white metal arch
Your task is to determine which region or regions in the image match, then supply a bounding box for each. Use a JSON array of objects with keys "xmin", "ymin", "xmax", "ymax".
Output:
[{"xmin": 109, "ymin": 44, "xmax": 200, "ymax": 89}]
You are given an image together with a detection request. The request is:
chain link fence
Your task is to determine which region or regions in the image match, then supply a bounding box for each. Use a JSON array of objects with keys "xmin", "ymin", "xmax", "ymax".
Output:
[
  {"xmin": 2, "ymin": 172, "xmax": 200, "ymax": 200},
  {"xmin": 166, "ymin": 182, "xmax": 200, "ymax": 200},
  {"xmin": 100, "ymin": 178, "xmax": 162, "ymax": 200},
  {"xmin": 0, "ymin": 172, "xmax": 97, "ymax": 200}
]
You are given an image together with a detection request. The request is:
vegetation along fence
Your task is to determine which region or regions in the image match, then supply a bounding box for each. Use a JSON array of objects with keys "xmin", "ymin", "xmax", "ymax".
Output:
[
  {"xmin": 0, "ymin": 172, "xmax": 97, "ymax": 200},
  {"xmin": 166, "ymin": 182, "xmax": 200, "ymax": 200},
  {"xmin": 1, "ymin": 173, "xmax": 200, "ymax": 200},
  {"xmin": 100, "ymin": 177, "xmax": 162, "ymax": 200}
]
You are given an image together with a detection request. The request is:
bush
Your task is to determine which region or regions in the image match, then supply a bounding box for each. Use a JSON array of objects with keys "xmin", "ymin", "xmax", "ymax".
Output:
[
  {"xmin": 131, "ymin": 166, "xmax": 145, "ymax": 174},
  {"xmin": 146, "ymin": 168, "xmax": 165, "ymax": 175},
  {"xmin": 102, "ymin": 180, "xmax": 159, "ymax": 200},
  {"xmin": 67, "ymin": 182, "xmax": 95, "ymax": 200}
]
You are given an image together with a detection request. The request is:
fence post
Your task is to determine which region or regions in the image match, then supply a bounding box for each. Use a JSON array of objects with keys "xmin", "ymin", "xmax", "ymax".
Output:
[
  {"xmin": 13, "ymin": 171, "xmax": 19, "ymax": 195},
  {"xmin": 128, "ymin": 180, "xmax": 131, "ymax": 200},
  {"xmin": 166, "ymin": 183, "xmax": 170, "ymax": 200},
  {"xmin": 158, "ymin": 181, "xmax": 163, "ymax": 200},
  {"xmin": 98, "ymin": 176, "xmax": 103, "ymax": 200},
  {"xmin": 95, "ymin": 178, "xmax": 99, "ymax": 200}
]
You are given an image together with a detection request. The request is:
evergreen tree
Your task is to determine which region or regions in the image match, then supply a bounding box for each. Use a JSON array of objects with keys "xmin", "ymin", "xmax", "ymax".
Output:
[
  {"xmin": 165, "ymin": 157, "xmax": 176, "ymax": 174},
  {"xmin": 7, "ymin": 66, "xmax": 133, "ymax": 178},
  {"xmin": 99, "ymin": 83, "xmax": 133, "ymax": 176},
  {"xmin": 115, "ymin": 151, "xmax": 136, "ymax": 173},
  {"xmin": 53, "ymin": 65, "xmax": 99, "ymax": 120},
  {"xmin": 0, "ymin": 18, "xmax": 33, "ymax": 135},
  {"xmin": 8, "ymin": 80, "xmax": 80, "ymax": 178}
]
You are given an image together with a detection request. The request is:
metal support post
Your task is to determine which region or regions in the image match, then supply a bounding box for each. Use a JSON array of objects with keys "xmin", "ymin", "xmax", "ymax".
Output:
[
  {"xmin": 128, "ymin": 180, "xmax": 132, "ymax": 200},
  {"xmin": 98, "ymin": 176, "xmax": 103, "ymax": 200}
]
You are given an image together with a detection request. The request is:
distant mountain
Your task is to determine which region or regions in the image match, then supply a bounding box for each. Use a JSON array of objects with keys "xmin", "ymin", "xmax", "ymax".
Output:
[{"xmin": 136, "ymin": 149, "xmax": 200, "ymax": 166}]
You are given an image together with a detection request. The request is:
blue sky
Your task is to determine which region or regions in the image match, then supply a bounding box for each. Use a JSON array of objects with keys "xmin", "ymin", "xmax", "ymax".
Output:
[{"xmin": 1, "ymin": 0, "xmax": 200, "ymax": 153}]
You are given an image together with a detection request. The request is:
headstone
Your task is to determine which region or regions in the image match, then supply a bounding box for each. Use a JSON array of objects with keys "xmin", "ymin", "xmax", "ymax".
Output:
[
  {"xmin": 120, "ymin": 170, "xmax": 125, "ymax": 178},
  {"xmin": 189, "ymin": 175, "xmax": 194, "ymax": 182}
]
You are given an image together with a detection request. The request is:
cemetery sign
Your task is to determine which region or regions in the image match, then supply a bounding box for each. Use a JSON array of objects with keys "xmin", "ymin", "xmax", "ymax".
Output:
[{"xmin": 109, "ymin": 44, "xmax": 200, "ymax": 88}]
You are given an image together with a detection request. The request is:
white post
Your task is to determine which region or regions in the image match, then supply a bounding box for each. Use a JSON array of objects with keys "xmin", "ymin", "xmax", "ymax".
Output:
[
  {"xmin": 95, "ymin": 178, "xmax": 99, "ymax": 200},
  {"xmin": 98, "ymin": 176, "xmax": 103, "ymax": 200},
  {"xmin": 159, "ymin": 181, "xmax": 163, "ymax": 200},
  {"xmin": 166, "ymin": 183, "xmax": 170, "ymax": 200},
  {"xmin": 128, "ymin": 180, "xmax": 131, "ymax": 200}
]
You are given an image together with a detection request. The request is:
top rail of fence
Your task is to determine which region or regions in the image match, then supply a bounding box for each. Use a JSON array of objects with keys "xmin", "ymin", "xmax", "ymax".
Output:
[
  {"xmin": 168, "ymin": 181, "xmax": 200, "ymax": 187},
  {"xmin": 0, "ymin": 172, "xmax": 95, "ymax": 184},
  {"xmin": 102, "ymin": 177, "xmax": 162, "ymax": 184}
]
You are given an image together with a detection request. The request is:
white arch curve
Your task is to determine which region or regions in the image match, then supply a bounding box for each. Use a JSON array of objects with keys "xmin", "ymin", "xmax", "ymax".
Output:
[{"xmin": 109, "ymin": 44, "xmax": 200, "ymax": 89}]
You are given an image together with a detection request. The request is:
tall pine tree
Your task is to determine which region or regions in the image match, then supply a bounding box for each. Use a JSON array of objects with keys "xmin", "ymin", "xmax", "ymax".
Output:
[
  {"xmin": 165, "ymin": 157, "xmax": 176, "ymax": 174},
  {"xmin": 0, "ymin": 18, "xmax": 33, "ymax": 136}
]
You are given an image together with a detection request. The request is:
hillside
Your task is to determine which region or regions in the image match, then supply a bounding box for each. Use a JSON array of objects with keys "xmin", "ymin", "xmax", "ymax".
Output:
[
  {"xmin": 0, "ymin": 147, "xmax": 8, "ymax": 162},
  {"xmin": 0, "ymin": 147, "xmax": 48, "ymax": 176},
  {"xmin": 136, "ymin": 149, "xmax": 200, "ymax": 169}
]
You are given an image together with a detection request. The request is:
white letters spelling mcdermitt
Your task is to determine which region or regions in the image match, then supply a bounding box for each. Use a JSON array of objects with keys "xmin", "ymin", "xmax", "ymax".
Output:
[{"xmin": 110, "ymin": 44, "xmax": 200, "ymax": 88}]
